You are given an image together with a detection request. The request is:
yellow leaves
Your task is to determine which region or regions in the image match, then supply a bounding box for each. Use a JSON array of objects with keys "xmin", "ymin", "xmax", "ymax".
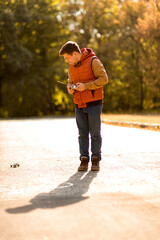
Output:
[
  {"xmin": 4, "ymin": 8, "xmax": 10, "ymax": 13},
  {"xmin": 3, "ymin": 111, "xmax": 9, "ymax": 118},
  {"xmin": 35, "ymin": 49, "xmax": 40, "ymax": 54},
  {"xmin": 38, "ymin": 111, "xmax": 43, "ymax": 117},
  {"xmin": 50, "ymin": 42, "xmax": 56, "ymax": 47},
  {"xmin": 19, "ymin": 97, "xmax": 23, "ymax": 103},
  {"xmin": 65, "ymin": 30, "xmax": 70, "ymax": 35},
  {"xmin": 136, "ymin": 0, "xmax": 160, "ymax": 37},
  {"xmin": 1, "ymin": 55, "xmax": 7, "ymax": 59},
  {"xmin": 50, "ymin": 0, "xmax": 60, "ymax": 6},
  {"xmin": 34, "ymin": 4, "xmax": 40, "ymax": 9},
  {"xmin": 54, "ymin": 74, "xmax": 60, "ymax": 81},
  {"xmin": 53, "ymin": 76, "xmax": 69, "ymax": 106},
  {"xmin": 32, "ymin": 30, "xmax": 36, "ymax": 35},
  {"xmin": 0, "ymin": 45, "xmax": 5, "ymax": 51},
  {"xmin": 116, "ymin": 79, "xmax": 123, "ymax": 87},
  {"xmin": 54, "ymin": 89, "xmax": 69, "ymax": 106},
  {"xmin": 64, "ymin": 68, "xmax": 68, "ymax": 74},
  {"xmin": 15, "ymin": 22, "xmax": 19, "ymax": 27}
]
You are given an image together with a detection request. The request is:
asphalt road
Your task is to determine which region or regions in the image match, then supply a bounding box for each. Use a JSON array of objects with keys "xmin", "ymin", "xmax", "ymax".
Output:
[{"xmin": 0, "ymin": 117, "xmax": 160, "ymax": 240}]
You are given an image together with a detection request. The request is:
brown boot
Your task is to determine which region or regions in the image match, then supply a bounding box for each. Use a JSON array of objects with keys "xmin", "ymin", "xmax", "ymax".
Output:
[
  {"xmin": 91, "ymin": 157, "xmax": 100, "ymax": 171},
  {"xmin": 78, "ymin": 156, "xmax": 88, "ymax": 171}
]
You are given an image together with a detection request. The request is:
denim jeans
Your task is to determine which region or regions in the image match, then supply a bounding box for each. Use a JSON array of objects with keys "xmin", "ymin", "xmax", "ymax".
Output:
[{"xmin": 75, "ymin": 104, "xmax": 103, "ymax": 161}]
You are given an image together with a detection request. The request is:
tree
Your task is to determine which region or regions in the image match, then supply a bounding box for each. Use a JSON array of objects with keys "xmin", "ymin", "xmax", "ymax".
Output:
[
  {"xmin": 1, "ymin": 0, "xmax": 160, "ymax": 116},
  {"xmin": 136, "ymin": 0, "xmax": 160, "ymax": 111},
  {"xmin": 0, "ymin": 0, "xmax": 32, "ymax": 112},
  {"xmin": 0, "ymin": 0, "xmax": 69, "ymax": 117},
  {"xmin": 112, "ymin": 0, "xmax": 147, "ymax": 112}
]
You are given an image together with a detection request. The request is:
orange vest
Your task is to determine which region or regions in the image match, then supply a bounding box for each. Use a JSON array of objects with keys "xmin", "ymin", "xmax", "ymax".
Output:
[{"xmin": 69, "ymin": 48, "xmax": 104, "ymax": 108}]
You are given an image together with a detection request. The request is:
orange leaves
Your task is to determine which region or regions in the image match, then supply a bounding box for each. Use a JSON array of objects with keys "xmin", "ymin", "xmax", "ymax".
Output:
[{"xmin": 136, "ymin": 0, "xmax": 160, "ymax": 38}]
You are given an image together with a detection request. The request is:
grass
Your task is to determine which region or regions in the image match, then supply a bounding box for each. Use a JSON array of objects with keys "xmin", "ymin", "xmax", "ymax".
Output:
[{"xmin": 101, "ymin": 113, "xmax": 160, "ymax": 131}]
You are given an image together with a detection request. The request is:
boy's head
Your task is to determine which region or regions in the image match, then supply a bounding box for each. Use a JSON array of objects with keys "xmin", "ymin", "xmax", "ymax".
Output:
[
  {"xmin": 59, "ymin": 41, "xmax": 81, "ymax": 56},
  {"xmin": 59, "ymin": 41, "xmax": 82, "ymax": 65}
]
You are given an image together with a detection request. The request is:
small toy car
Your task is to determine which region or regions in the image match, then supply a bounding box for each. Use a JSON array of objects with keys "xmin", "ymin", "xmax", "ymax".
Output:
[{"xmin": 10, "ymin": 162, "xmax": 20, "ymax": 168}]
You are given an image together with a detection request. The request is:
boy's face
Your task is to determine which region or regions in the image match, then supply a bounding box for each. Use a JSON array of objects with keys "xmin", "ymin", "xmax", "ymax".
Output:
[{"xmin": 63, "ymin": 52, "xmax": 81, "ymax": 66}]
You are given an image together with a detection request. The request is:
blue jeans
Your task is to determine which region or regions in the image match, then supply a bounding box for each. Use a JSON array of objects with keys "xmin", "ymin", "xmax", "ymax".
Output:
[{"xmin": 75, "ymin": 104, "xmax": 103, "ymax": 161}]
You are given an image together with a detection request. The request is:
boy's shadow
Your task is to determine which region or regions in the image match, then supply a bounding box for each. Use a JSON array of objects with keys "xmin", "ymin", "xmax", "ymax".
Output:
[{"xmin": 6, "ymin": 171, "xmax": 97, "ymax": 214}]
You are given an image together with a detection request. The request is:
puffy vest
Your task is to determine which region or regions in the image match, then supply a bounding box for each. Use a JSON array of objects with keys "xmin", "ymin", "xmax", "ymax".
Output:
[{"xmin": 69, "ymin": 48, "xmax": 104, "ymax": 108}]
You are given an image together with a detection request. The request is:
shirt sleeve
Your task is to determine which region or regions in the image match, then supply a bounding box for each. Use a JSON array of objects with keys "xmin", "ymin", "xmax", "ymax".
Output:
[{"xmin": 84, "ymin": 58, "xmax": 108, "ymax": 90}]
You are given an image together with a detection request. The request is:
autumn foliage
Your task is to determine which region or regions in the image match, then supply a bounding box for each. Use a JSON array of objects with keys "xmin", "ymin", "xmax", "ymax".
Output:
[{"xmin": 0, "ymin": 0, "xmax": 160, "ymax": 117}]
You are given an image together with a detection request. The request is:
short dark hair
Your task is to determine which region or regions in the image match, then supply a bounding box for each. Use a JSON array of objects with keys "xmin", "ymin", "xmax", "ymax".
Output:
[{"xmin": 59, "ymin": 41, "xmax": 81, "ymax": 56}]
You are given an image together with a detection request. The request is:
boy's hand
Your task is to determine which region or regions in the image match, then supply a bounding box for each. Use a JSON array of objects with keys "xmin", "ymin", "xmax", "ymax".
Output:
[
  {"xmin": 75, "ymin": 83, "xmax": 85, "ymax": 91},
  {"xmin": 67, "ymin": 85, "xmax": 75, "ymax": 95}
]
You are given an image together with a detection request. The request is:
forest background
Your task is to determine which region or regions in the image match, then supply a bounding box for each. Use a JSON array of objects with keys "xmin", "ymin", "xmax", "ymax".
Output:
[{"xmin": 0, "ymin": 0, "xmax": 160, "ymax": 117}]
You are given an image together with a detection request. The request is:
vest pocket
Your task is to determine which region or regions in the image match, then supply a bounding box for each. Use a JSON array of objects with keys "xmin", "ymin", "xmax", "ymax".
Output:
[
  {"xmin": 91, "ymin": 90, "xmax": 95, "ymax": 97},
  {"xmin": 74, "ymin": 88, "xmax": 103, "ymax": 105},
  {"xmin": 74, "ymin": 91, "xmax": 81, "ymax": 104},
  {"xmin": 81, "ymin": 90, "xmax": 94, "ymax": 103}
]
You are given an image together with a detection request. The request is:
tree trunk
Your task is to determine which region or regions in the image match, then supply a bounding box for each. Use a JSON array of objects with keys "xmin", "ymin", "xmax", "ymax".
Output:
[{"xmin": 139, "ymin": 74, "xmax": 144, "ymax": 112}]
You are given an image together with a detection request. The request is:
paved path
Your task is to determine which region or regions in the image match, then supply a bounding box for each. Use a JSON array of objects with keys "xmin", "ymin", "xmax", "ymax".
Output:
[{"xmin": 0, "ymin": 117, "xmax": 160, "ymax": 240}]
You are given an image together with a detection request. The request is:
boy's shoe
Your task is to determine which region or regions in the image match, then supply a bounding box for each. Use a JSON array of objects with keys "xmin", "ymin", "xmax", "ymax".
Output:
[
  {"xmin": 91, "ymin": 157, "xmax": 100, "ymax": 171},
  {"xmin": 78, "ymin": 156, "xmax": 88, "ymax": 171}
]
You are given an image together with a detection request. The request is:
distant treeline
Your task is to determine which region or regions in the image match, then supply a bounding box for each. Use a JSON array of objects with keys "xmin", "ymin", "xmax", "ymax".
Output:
[{"xmin": 0, "ymin": 0, "xmax": 160, "ymax": 117}]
